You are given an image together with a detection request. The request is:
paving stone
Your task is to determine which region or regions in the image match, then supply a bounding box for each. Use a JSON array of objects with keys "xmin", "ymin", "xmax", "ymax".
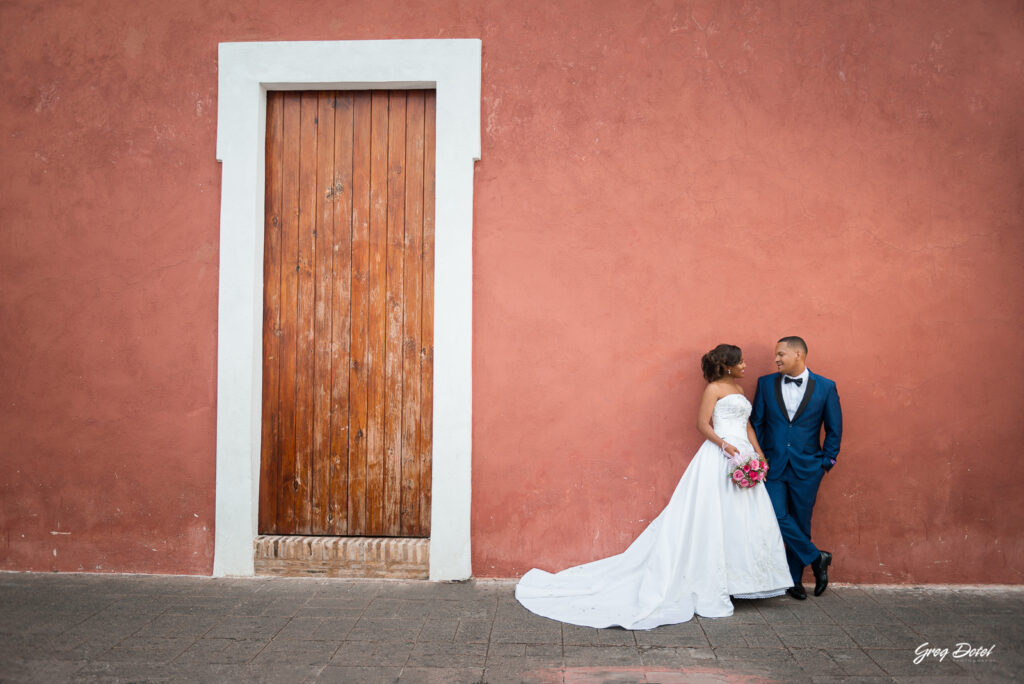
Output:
[
  {"xmin": 633, "ymin": 620, "xmax": 709, "ymax": 648},
  {"xmin": 398, "ymin": 666, "xmax": 486, "ymax": 683},
  {"xmin": 841, "ymin": 624, "xmax": 905, "ymax": 648},
  {"xmin": 637, "ymin": 646, "xmax": 716, "ymax": 668},
  {"xmin": 363, "ymin": 598, "xmax": 435, "ymax": 619},
  {"xmin": 560, "ymin": 666, "xmax": 649, "ymax": 683},
  {"xmin": 173, "ymin": 637, "xmax": 268, "ymax": 665},
  {"xmin": 562, "ymin": 624, "xmax": 637, "ymax": 646},
  {"xmin": 332, "ymin": 641, "xmax": 413, "ymax": 667},
  {"xmin": 275, "ymin": 616, "xmax": 357, "ymax": 641},
  {"xmin": 774, "ymin": 623, "xmax": 861, "ymax": 649},
  {"xmin": 163, "ymin": 596, "xmax": 246, "ymax": 616},
  {"xmin": 414, "ymin": 617, "xmax": 461, "ymax": 642},
  {"xmin": 826, "ymin": 648, "xmax": 889, "ymax": 676},
  {"xmin": 239, "ymin": 662, "xmax": 327, "ymax": 683},
  {"xmin": 204, "ymin": 615, "xmax": 290, "ymax": 640},
  {"xmin": 563, "ymin": 645, "xmax": 643, "ymax": 667},
  {"xmin": 405, "ymin": 641, "xmax": 487, "ymax": 668},
  {"xmin": 482, "ymin": 661, "xmax": 564, "ymax": 683},
  {"xmin": 297, "ymin": 597, "xmax": 373, "ymax": 618},
  {"xmin": 133, "ymin": 612, "xmax": 224, "ymax": 638},
  {"xmin": 92, "ymin": 636, "xmax": 197, "ymax": 663},
  {"xmin": 489, "ymin": 618, "xmax": 562, "ymax": 644},
  {"xmin": 0, "ymin": 657, "xmax": 88, "ymax": 683},
  {"xmin": 453, "ymin": 618, "xmax": 494, "ymax": 643},
  {"xmin": 699, "ymin": 621, "xmax": 784, "ymax": 648},
  {"xmin": 808, "ymin": 677, "xmax": 893, "ymax": 683},
  {"xmin": 250, "ymin": 639, "xmax": 338, "ymax": 667},
  {"xmin": 70, "ymin": 660, "xmax": 204, "ymax": 682},
  {"xmin": 486, "ymin": 642, "xmax": 562, "ymax": 658},
  {"xmin": 789, "ymin": 647, "xmax": 846, "ymax": 676},
  {"xmin": 315, "ymin": 665, "xmax": 402, "ymax": 683},
  {"xmin": 426, "ymin": 599, "xmax": 497, "ymax": 620},
  {"xmin": 229, "ymin": 596, "xmax": 308, "ymax": 617},
  {"xmin": 347, "ymin": 616, "xmax": 426, "ymax": 642}
]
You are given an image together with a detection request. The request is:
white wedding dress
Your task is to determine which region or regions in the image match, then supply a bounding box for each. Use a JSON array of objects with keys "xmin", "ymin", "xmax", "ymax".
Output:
[{"xmin": 515, "ymin": 393, "xmax": 792, "ymax": 629}]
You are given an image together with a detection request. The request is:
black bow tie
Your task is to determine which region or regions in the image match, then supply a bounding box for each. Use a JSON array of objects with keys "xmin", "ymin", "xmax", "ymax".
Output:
[{"xmin": 784, "ymin": 377, "xmax": 803, "ymax": 387}]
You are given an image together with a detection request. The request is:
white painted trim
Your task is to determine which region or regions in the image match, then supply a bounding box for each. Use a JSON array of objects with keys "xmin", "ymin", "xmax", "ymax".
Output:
[{"xmin": 213, "ymin": 40, "xmax": 479, "ymax": 581}]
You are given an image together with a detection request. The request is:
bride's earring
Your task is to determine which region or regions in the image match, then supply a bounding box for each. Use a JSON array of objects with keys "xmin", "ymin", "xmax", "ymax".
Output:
[{"xmin": 727, "ymin": 369, "xmax": 731, "ymax": 375}]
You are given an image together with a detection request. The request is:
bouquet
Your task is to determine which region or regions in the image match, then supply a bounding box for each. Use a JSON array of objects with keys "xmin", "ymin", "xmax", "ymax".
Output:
[{"xmin": 726, "ymin": 450, "xmax": 768, "ymax": 488}]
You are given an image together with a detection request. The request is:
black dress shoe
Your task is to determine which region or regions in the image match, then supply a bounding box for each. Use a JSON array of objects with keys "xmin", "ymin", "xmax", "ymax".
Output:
[
  {"xmin": 811, "ymin": 551, "xmax": 832, "ymax": 596},
  {"xmin": 786, "ymin": 583, "xmax": 807, "ymax": 600}
]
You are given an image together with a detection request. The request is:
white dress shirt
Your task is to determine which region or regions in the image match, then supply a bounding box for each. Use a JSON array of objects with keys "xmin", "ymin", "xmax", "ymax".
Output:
[{"xmin": 781, "ymin": 368, "xmax": 810, "ymax": 420}]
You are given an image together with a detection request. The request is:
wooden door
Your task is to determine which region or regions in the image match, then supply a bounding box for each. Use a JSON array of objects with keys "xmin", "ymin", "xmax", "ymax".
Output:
[{"xmin": 259, "ymin": 90, "xmax": 435, "ymax": 537}]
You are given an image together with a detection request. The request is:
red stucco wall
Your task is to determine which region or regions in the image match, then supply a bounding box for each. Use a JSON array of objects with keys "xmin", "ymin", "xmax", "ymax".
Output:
[{"xmin": 2, "ymin": 1, "xmax": 1022, "ymax": 582}]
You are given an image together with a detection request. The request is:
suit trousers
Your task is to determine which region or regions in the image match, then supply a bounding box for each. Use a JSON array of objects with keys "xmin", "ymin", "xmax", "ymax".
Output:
[{"xmin": 764, "ymin": 461, "xmax": 824, "ymax": 584}]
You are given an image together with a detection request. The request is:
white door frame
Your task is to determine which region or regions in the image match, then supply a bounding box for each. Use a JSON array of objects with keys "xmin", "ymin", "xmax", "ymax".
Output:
[{"xmin": 213, "ymin": 40, "xmax": 480, "ymax": 580}]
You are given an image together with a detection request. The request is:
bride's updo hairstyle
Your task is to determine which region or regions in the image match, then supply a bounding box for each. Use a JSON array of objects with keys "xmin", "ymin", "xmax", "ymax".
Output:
[{"xmin": 701, "ymin": 344, "xmax": 742, "ymax": 383}]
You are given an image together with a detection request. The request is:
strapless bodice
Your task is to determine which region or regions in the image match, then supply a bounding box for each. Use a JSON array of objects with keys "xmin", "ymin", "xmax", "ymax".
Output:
[{"xmin": 712, "ymin": 393, "xmax": 751, "ymax": 442}]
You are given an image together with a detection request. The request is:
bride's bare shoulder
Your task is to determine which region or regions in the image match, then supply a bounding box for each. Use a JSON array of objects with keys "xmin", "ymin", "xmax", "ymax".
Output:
[
  {"xmin": 704, "ymin": 381, "xmax": 746, "ymax": 401},
  {"xmin": 703, "ymin": 380, "xmax": 730, "ymax": 399}
]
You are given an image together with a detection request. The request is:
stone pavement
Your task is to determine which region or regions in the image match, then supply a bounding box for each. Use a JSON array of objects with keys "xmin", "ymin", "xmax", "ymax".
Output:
[{"xmin": 1, "ymin": 573, "xmax": 1021, "ymax": 683}]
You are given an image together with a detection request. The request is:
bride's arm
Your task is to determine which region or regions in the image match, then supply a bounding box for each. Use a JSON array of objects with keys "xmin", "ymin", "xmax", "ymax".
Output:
[{"xmin": 697, "ymin": 384, "xmax": 739, "ymax": 456}]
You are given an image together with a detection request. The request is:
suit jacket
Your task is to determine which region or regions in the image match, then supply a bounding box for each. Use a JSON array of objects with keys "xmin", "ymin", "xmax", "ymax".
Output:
[{"xmin": 751, "ymin": 371, "xmax": 842, "ymax": 480}]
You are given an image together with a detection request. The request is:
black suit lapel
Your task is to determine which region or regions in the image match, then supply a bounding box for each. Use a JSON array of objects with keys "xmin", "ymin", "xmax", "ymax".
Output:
[
  {"xmin": 773, "ymin": 375, "xmax": 788, "ymax": 421},
  {"xmin": 792, "ymin": 376, "xmax": 816, "ymax": 423}
]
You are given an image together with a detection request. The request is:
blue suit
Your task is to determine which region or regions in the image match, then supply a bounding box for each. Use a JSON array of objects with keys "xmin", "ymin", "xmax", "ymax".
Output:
[{"xmin": 751, "ymin": 371, "xmax": 842, "ymax": 584}]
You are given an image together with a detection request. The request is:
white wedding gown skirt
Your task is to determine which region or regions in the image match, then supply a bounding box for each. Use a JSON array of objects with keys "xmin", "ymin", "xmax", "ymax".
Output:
[{"xmin": 515, "ymin": 393, "xmax": 791, "ymax": 630}]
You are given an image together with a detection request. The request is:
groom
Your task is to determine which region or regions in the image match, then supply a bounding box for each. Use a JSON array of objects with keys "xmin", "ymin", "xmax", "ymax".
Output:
[{"xmin": 751, "ymin": 336, "xmax": 842, "ymax": 600}]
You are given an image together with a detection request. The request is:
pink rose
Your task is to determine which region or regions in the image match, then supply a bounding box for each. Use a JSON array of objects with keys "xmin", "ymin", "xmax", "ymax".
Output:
[
  {"xmin": 749, "ymin": 460, "xmax": 761, "ymax": 471},
  {"xmin": 732, "ymin": 470, "xmax": 745, "ymax": 482}
]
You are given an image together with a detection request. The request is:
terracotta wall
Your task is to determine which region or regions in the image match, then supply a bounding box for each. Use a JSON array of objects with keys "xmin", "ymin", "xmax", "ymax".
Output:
[{"xmin": 1, "ymin": 0, "xmax": 1021, "ymax": 582}]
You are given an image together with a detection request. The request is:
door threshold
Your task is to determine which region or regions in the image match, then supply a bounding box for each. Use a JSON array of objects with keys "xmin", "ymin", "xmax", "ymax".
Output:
[{"xmin": 254, "ymin": 536, "xmax": 429, "ymax": 579}]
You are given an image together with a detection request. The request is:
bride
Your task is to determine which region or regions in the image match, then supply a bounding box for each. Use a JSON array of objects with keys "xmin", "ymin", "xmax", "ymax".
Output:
[{"xmin": 515, "ymin": 344, "xmax": 792, "ymax": 629}]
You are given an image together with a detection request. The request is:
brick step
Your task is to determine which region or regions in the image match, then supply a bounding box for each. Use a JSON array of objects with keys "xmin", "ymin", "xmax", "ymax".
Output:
[{"xmin": 254, "ymin": 536, "xmax": 429, "ymax": 579}]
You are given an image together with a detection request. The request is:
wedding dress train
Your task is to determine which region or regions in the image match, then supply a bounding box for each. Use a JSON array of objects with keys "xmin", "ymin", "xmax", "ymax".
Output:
[{"xmin": 515, "ymin": 393, "xmax": 792, "ymax": 629}]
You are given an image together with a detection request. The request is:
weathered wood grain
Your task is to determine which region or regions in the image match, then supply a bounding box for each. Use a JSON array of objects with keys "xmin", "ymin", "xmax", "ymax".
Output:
[
  {"xmin": 259, "ymin": 91, "xmax": 284, "ymax": 535},
  {"xmin": 418, "ymin": 91, "xmax": 436, "ymax": 537},
  {"xmin": 277, "ymin": 91, "xmax": 302, "ymax": 534},
  {"xmin": 311, "ymin": 92, "xmax": 336, "ymax": 535},
  {"xmin": 294, "ymin": 91, "xmax": 319, "ymax": 532},
  {"xmin": 347, "ymin": 91, "xmax": 372, "ymax": 535},
  {"xmin": 328, "ymin": 92, "xmax": 355, "ymax": 536},
  {"xmin": 383, "ymin": 91, "xmax": 407, "ymax": 535},
  {"xmin": 365, "ymin": 90, "xmax": 390, "ymax": 536},
  {"xmin": 400, "ymin": 90, "xmax": 425, "ymax": 536}
]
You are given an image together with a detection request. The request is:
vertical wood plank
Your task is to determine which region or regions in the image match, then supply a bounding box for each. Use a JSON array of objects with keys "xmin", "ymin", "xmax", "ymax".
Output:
[
  {"xmin": 365, "ymin": 90, "xmax": 390, "ymax": 536},
  {"xmin": 418, "ymin": 91, "xmax": 436, "ymax": 537},
  {"xmin": 294, "ymin": 91, "xmax": 319, "ymax": 533},
  {"xmin": 399, "ymin": 90, "xmax": 425, "ymax": 536},
  {"xmin": 311, "ymin": 92, "xmax": 336, "ymax": 535},
  {"xmin": 347, "ymin": 91, "xmax": 372, "ymax": 535},
  {"xmin": 383, "ymin": 91, "xmax": 407, "ymax": 536},
  {"xmin": 259, "ymin": 91, "xmax": 284, "ymax": 535},
  {"xmin": 329, "ymin": 91, "xmax": 354, "ymax": 536},
  {"xmin": 277, "ymin": 92, "xmax": 302, "ymax": 534}
]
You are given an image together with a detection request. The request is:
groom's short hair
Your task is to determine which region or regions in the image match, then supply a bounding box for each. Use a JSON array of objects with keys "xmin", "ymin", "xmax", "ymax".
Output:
[{"xmin": 778, "ymin": 336, "xmax": 808, "ymax": 355}]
